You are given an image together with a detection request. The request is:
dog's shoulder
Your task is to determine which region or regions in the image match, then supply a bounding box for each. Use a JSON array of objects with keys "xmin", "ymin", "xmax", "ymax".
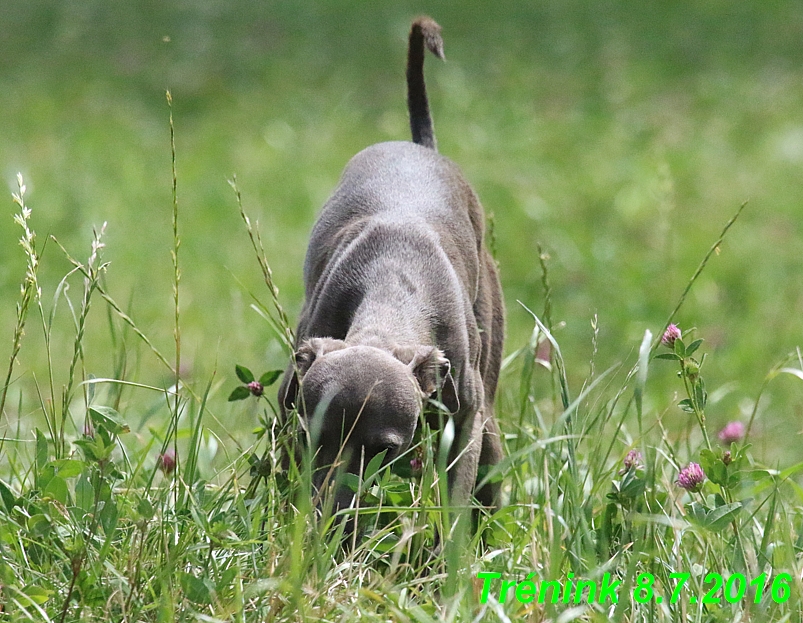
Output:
[
  {"xmin": 303, "ymin": 140, "xmax": 485, "ymax": 301},
  {"xmin": 318, "ymin": 140, "xmax": 483, "ymax": 245}
]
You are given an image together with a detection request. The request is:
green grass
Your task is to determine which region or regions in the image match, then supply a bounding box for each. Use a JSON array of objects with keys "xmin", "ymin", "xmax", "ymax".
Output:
[{"xmin": 1, "ymin": 1, "xmax": 803, "ymax": 620}]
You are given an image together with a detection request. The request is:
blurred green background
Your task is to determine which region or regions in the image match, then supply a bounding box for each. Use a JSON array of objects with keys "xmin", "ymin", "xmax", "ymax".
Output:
[{"xmin": 1, "ymin": 1, "xmax": 802, "ymax": 460}]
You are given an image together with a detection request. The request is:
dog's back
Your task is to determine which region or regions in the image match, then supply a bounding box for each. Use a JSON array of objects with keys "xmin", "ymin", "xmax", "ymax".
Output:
[{"xmin": 302, "ymin": 142, "xmax": 483, "ymax": 305}]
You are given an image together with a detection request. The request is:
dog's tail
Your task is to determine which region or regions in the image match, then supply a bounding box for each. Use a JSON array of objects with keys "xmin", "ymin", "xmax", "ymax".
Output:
[{"xmin": 407, "ymin": 16, "xmax": 444, "ymax": 151}]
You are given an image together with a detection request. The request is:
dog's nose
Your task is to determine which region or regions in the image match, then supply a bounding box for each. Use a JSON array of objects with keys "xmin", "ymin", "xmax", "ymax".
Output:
[{"xmin": 366, "ymin": 434, "xmax": 404, "ymax": 461}]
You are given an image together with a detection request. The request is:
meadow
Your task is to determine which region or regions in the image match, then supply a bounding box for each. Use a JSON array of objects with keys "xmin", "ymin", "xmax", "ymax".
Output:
[{"xmin": 1, "ymin": 1, "xmax": 802, "ymax": 621}]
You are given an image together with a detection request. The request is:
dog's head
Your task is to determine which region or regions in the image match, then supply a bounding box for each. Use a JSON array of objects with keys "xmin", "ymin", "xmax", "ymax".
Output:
[{"xmin": 282, "ymin": 337, "xmax": 458, "ymax": 510}]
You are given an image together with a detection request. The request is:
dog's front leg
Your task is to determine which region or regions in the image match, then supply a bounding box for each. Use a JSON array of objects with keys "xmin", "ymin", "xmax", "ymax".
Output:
[
  {"xmin": 477, "ymin": 415, "xmax": 503, "ymax": 510},
  {"xmin": 445, "ymin": 406, "xmax": 484, "ymax": 507}
]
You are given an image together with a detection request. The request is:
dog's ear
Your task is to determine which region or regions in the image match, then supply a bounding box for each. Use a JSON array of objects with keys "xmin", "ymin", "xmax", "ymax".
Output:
[
  {"xmin": 282, "ymin": 337, "xmax": 347, "ymax": 410},
  {"xmin": 295, "ymin": 337, "xmax": 347, "ymax": 375},
  {"xmin": 407, "ymin": 346, "xmax": 460, "ymax": 413}
]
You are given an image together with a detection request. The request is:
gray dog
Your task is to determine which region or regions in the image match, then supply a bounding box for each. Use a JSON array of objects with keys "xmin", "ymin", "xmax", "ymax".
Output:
[{"xmin": 278, "ymin": 16, "xmax": 504, "ymax": 513}]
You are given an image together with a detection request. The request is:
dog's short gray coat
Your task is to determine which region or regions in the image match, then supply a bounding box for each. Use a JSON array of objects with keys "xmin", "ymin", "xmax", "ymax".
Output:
[{"xmin": 278, "ymin": 18, "xmax": 504, "ymax": 512}]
